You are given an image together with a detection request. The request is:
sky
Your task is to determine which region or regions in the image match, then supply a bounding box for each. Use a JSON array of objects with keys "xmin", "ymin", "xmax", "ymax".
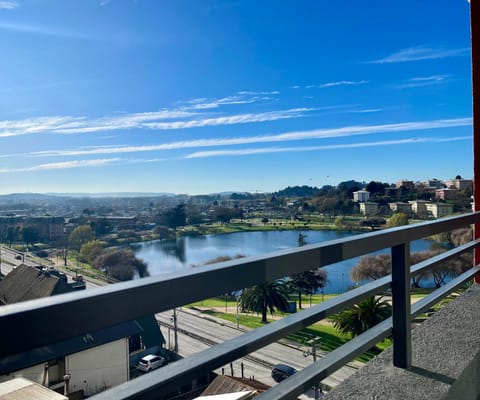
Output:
[{"xmin": 0, "ymin": 0, "xmax": 474, "ymax": 195}]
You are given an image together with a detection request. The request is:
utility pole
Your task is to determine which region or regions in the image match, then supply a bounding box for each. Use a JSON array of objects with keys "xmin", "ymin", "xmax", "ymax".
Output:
[
  {"xmin": 172, "ymin": 308, "xmax": 178, "ymax": 353},
  {"xmin": 304, "ymin": 337, "xmax": 322, "ymax": 399}
]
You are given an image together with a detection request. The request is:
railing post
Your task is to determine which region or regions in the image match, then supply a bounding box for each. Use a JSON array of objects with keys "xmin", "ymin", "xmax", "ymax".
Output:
[{"xmin": 391, "ymin": 243, "xmax": 411, "ymax": 368}]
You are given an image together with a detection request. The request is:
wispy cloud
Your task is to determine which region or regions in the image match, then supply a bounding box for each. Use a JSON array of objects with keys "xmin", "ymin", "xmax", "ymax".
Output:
[
  {"xmin": 0, "ymin": 108, "xmax": 311, "ymax": 137},
  {"xmin": 0, "ymin": 1, "xmax": 18, "ymax": 9},
  {"xmin": 370, "ymin": 46, "xmax": 469, "ymax": 64},
  {"xmin": 397, "ymin": 74, "xmax": 452, "ymax": 89},
  {"xmin": 29, "ymin": 117, "xmax": 471, "ymax": 158},
  {"xmin": 350, "ymin": 108, "xmax": 382, "ymax": 113},
  {"xmin": 184, "ymin": 91, "xmax": 279, "ymax": 110},
  {"xmin": 0, "ymin": 158, "xmax": 119, "ymax": 173},
  {"xmin": 0, "ymin": 21, "xmax": 97, "ymax": 40},
  {"xmin": 292, "ymin": 81, "xmax": 369, "ymax": 89},
  {"xmin": 184, "ymin": 136, "xmax": 471, "ymax": 159}
]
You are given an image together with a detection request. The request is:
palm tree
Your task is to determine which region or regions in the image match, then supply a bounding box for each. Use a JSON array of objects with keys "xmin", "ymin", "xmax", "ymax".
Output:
[
  {"xmin": 240, "ymin": 280, "xmax": 290, "ymax": 323},
  {"xmin": 332, "ymin": 296, "xmax": 392, "ymax": 337}
]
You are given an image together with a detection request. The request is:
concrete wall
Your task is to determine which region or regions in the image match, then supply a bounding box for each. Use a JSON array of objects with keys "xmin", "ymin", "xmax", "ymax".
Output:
[
  {"xmin": 325, "ymin": 285, "xmax": 480, "ymax": 400},
  {"xmin": 0, "ymin": 364, "xmax": 46, "ymax": 385},
  {"xmin": 66, "ymin": 338, "xmax": 129, "ymax": 396}
]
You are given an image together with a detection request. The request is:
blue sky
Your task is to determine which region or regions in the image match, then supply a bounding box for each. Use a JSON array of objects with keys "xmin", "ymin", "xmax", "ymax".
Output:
[{"xmin": 0, "ymin": 0, "xmax": 474, "ymax": 194}]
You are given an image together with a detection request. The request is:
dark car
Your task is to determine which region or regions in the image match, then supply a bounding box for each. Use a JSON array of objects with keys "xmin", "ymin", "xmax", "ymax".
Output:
[{"xmin": 271, "ymin": 364, "xmax": 297, "ymax": 382}]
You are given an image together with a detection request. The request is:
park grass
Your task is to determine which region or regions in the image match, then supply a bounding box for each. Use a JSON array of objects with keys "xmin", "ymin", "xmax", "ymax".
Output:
[{"xmin": 197, "ymin": 308, "xmax": 392, "ymax": 363}]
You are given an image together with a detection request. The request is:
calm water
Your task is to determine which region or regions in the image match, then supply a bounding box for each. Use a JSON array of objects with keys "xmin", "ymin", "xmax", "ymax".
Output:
[{"xmin": 132, "ymin": 230, "xmax": 434, "ymax": 294}]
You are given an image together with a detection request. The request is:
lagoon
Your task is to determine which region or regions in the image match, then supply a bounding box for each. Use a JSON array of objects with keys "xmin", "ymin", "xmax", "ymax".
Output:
[{"xmin": 132, "ymin": 230, "xmax": 434, "ymax": 294}]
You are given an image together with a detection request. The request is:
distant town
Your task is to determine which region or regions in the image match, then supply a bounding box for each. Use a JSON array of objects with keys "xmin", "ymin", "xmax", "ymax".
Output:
[{"xmin": 0, "ymin": 176, "xmax": 473, "ymax": 247}]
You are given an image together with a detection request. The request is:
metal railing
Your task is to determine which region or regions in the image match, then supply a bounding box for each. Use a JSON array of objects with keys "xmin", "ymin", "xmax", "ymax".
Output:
[{"xmin": 1, "ymin": 212, "xmax": 480, "ymax": 400}]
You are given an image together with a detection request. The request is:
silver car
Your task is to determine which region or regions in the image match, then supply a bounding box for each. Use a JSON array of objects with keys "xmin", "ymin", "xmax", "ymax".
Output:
[{"xmin": 137, "ymin": 354, "xmax": 166, "ymax": 372}]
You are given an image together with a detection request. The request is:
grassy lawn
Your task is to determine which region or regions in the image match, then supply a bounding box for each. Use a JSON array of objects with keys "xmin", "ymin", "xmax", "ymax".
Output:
[{"xmin": 197, "ymin": 308, "xmax": 391, "ymax": 363}]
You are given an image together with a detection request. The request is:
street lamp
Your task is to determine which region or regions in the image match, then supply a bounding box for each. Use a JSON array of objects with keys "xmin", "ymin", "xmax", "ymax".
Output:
[{"xmin": 303, "ymin": 337, "xmax": 322, "ymax": 400}]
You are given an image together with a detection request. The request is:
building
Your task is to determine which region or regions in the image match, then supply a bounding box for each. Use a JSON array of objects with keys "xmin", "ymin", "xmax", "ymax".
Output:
[
  {"xmin": 408, "ymin": 200, "xmax": 430, "ymax": 217},
  {"xmin": 388, "ymin": 202, "xmax": 412, "ymax": 214},
  {"xmin": 445, "ymin": 178, "xmax": 473, "ymax": 192},
  {"xmin": 425, "ymin": 203, "xmax": 454, "ymax": 218},
  {"xmin": 395, "ymin": 180, "xmax": 414, "ymax": 189},
  {"xmin": 435, "ymin": 188, "xmax": 458, "ymax": 201},
  {"xmin": 424, "ymin": 179, "xmax": 445, "ymax": 189},
  {"xmin": 353, "ymin": 190, "xmax": 370, "ymax": 203},
  {"xmin": 0, "ymin": 265, "xmax": 165, "ymax": 398},
  {"xmin": 359, "ymin": 202, "xmax": 378, "ymax": 216}
]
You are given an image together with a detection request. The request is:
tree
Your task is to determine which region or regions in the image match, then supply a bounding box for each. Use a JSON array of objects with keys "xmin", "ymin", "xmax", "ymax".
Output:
[
  {"xmin": 360, "ymin": 218, "xmax": 386, "ymax": 231},
  {"xmin": 386, "ymin": 212, "xmax": 409, "ymax": 228},
  {"xmin": 68, "ymin": 225, "xmax": 95, "ymax": 251},
  {"xmin": 332, "ymin": 296, "xmax": 392, "ymax": 337},
  {"xmin": 22, "ymin": 225, "xmax": 39, "ymax": 248},
  {"xmin": 240, "ymin": 280, "xmax": 290, "ymax": 323},
  {"xmin": 91, "ymin": 218, "xmax": 112, "ymax": 236},
  {"xmin": 93, "ymin": 247, "xmax": 149, "ymax": 281},
  {"xmin": 79, "ymin": 240, "xmax": 104, "ymax": 264},
  {"xmin": 161, "ymin": 204, "xmax": 186, "ymax": 230},
  {"xmin": 350, "ymin": 254, "xmax": 391, "ymax": 282},
  {"xmin": 5, "ymin": 226, "xmax": 15, "ymax": 247},
  {"xmin": 289, "ymin": 268, "xmax": 327, "ymax": 308}
]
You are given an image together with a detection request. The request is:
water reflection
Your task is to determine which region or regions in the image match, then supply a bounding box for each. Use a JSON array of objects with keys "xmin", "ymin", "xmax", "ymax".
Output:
[{"xmin": 133, "ymin": 230, "xmax": 433, "ymax": 294}]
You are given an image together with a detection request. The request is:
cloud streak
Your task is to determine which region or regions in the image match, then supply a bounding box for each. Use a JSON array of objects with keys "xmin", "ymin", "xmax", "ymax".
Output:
[
  {"xmin": 397, "ymin": 74, "xmax": 452, "ymax": 89},
  {"xmin": 30, "ymin": 117, "xmax": 471, "ymax": 158},
  {"xmin": 0, "ymin": 108, "xmax": 312, "ymax": 137},
  {"xmin": 0, "ymin": 158, "xmax": 119, "ymax": 173},
  {"xmin": 292, "ymin": 81, "xmax": 369, "ymax": 89},
  {"xmin": 184, "ymin": 136, "xmax": 471, "ymax": 159},
  {"xmin": 370, "ymin": 46, "xmax": 469, "ymax": 63},
  {"xmin": 0, "ymin": 1, "xmax": 18, "ymax": 9}
]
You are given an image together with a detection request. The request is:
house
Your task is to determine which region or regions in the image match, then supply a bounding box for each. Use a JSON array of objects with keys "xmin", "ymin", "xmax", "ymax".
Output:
[
  {"xmin": 359, "ymin": 202, "xmax": 378, "ymax": 216},
  {"xmin": 435, "ymin": 188, "xmax": 458, "ymax": 201},
  {"xmin": 0, "ymin": 377, "xmax": 68, "ymax": 400},
  {"xmin": 388, "ymin": 202, "xmax": 412, "ymax": 214},
  {"xmin": 0, "ymin": 320, "xmax": 142, "ymax": 397},
  {"xmin": 0, "ymin": 265, "xmax": 165, "ymax": 397},
  {"xmin": 425, "ymin": 203, "xmax": 454, "ymax": 218},
  {"xmin": 445, "ymin": 178, "xmax": 473, "ymax": 192},
  {"xmin": 408, "ymin": 200, "xmax": 431, "ymax": 217},
  {"xmin": 352, "ymin": 190, "xmax": 370, "ymax": 203},
  {"xmin": 0, "ymin": 264, "xmax": 81, "ymax": 305}
]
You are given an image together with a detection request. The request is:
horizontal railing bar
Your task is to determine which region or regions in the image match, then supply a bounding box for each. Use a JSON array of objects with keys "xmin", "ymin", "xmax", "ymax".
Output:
[
  {"xmin": 91, "ymin": 277, "xmax": 392, "ymax": 400},
  {"xmin": 256, "ymin": 318, "xmax": 393, "ymax": 400},
  {"xmin": 411, "ymin": 266, "xmax": 480, "ymax": 319},
  {"xmin": 1, "ymin": 214, "xmax": 478, "ymax": 362},
  {"xmin": 410, "ymin": 239, "xmax": 480, "ymax": 276}
]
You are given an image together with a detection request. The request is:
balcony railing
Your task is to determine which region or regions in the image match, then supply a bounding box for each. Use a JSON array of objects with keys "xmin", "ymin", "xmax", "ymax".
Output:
[{"xmin": 1, "ymin": 212, "xmax": 480, "ymax": 400}]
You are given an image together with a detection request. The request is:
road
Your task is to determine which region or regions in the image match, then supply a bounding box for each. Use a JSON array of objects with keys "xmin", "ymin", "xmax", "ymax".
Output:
[{"xmin": 156, "ymin": 307, "xmax": 363, "ymax": 391}]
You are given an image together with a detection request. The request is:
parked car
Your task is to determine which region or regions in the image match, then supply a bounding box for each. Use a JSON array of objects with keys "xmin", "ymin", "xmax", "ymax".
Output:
[
  {"xmin": 15, "ymin": 255, "xmax": 22, "ymax": 260},
  {"xmin": 271, "ymin": 364, "xmax": 297, "ymax": 382},
  {"xmin": 137, "ymin": 354, "xmax": 166, "ymax": 372}
]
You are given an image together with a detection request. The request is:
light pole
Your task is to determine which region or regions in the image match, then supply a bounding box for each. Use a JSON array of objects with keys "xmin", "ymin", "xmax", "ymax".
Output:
[
  {"xmin": 304, "ymin": 337, "xmax": 322, "ymax": 400},
  {"xmin": 172, "ymin": 308, "xmax": 178, "ymax": 353}
]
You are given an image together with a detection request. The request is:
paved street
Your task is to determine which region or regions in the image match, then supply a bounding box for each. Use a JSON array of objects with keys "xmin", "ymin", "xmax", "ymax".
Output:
[{"xmin": 156, "ymin": 307, "xmax": 363, "ymax": 392}]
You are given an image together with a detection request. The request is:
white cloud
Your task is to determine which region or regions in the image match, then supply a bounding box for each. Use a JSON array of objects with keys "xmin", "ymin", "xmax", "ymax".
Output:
[
  {"xmin": 290, "ymin": 81, "xmax": 369, "ymax": 89},
  {"xmin": 0, "ymin": 21, "xmax": 96, "ymax": 40},
  {"xmin": 350, "ymin": 109, "xmax": 382, "ymax": 113},
  {"xmin": 318, "ymin": 80, "xmax": 369, "ymax": 88},
  {"xmin": 0, "ymin": 158, "xmax": 119, "ymax": 173},
  {"xmin": 237, "ymin": 90, "xmax": 280, "ymax": 95},
  {"xmin": 185, "ymin": 91, "xmax": 279, "ymax": 110},
  {"xmin": 0, "ymin": 1, "xmax": 18, "ymax": 9},
  {"xmin": 0, "ymin": 108, "xmax": 311, "ymax": 137},
  {"xmin": 397, "ymin": 74, "xmax": 452, "ymax": 89},
  {"xmin": 29, "ymin": 117, "xmax": 472, "ymax": 158},
  {"xmin": 371, "ymin": 46, "xmax": 469, "ymax": 63},
  {"xmin": 184, "ymin": 136, "xmax": 471, "ymax": 159}
]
